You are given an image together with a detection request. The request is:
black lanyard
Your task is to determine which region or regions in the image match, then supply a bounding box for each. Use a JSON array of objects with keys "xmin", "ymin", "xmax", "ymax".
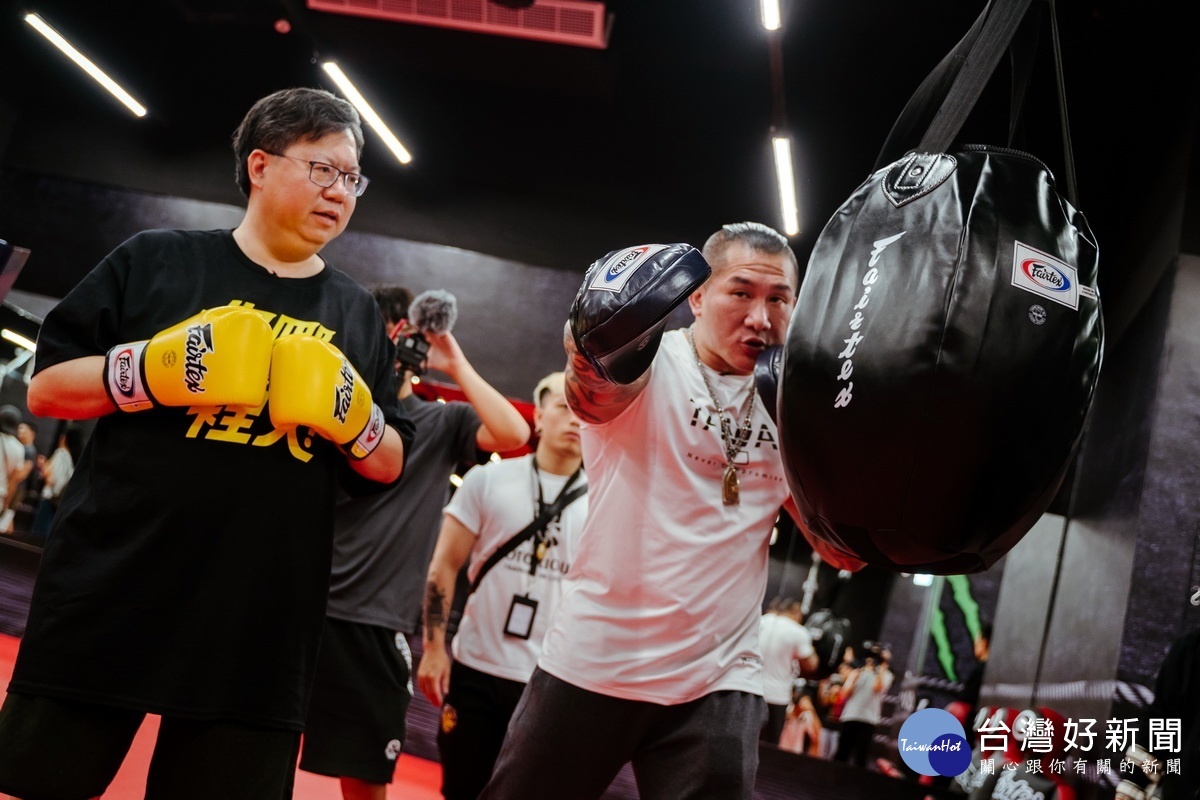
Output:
[{"xmin": 530, "ymin": 456, "xmax": 583, "ymax": 575}]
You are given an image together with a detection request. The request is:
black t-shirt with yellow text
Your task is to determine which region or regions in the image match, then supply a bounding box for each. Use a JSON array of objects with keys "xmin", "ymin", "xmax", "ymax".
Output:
[{"xmin": 10, "ymin": 229, "xmax": 414, "ymax": 731}]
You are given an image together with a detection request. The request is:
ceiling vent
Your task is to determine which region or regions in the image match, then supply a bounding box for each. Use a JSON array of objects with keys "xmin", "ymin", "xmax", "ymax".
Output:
[{"xmin": 306, "ymin": 0, "xmax": 612, "ymax": 49}]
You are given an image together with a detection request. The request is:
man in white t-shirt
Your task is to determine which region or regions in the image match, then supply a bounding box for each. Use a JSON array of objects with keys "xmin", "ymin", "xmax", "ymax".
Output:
[
  {"xmin": 417, "ymin": 372, "xmax": 586, "ymax": 800},
  {"xmin": 759, "ymin": 598, "xmax": 818, "ymax": 745},
  {"xmin": 480, "ymin": 223, "xmax": 864, "ymax": 800}
]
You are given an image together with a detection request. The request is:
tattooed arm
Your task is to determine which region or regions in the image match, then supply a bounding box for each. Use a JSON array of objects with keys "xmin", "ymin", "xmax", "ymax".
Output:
[
  {"xmin": 417, "ymin": 514, "xmax": 478, "ymax": 707},
  {"xmin": 563, "ymin": 321, "xmax": 653, "ymax": 425}
]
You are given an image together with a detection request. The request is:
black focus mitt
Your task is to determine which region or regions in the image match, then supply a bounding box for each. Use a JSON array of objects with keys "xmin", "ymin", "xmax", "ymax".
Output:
[
  {"xmin": 568, "ymin": 243, "xmax": 710, "ymax": 384},
  {"xmin": 754, "ymin": 345, "xmax": 783, "ymax": 425}
]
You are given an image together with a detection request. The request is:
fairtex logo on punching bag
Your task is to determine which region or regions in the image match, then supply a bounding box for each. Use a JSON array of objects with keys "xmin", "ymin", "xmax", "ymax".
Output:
[
  {"xmin": 1010, "ymin": 241, "xmax": 1093, "ymax": 311},
  {"xmin": 1022, "ymin": 260, "xmax": 1071, "ymax": 292}
]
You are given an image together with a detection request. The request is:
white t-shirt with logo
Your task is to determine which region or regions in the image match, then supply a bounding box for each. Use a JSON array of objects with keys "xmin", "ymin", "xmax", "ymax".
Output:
[
  {"xmin": 539, "ymin": 328, "xmax": 790, "ymax": 704},
  {"xmin": 758, "ymin": 613, "xmax": 816, "ymax": 705},
  {"xmin": 445, "ymin": 453, "xmax": 588, "ymax": 684}
]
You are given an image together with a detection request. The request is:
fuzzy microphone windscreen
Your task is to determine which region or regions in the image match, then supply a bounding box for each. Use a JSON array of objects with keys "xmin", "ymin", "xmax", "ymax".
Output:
[{"xmin": 409, "ymin": 289, "xmax": 458, "ymax": 334}]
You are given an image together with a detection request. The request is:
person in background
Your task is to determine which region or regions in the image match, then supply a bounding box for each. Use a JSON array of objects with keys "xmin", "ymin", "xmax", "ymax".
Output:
[
  {"xmin": 759, "ymin": 597, "xmax": 818, "ymax": 745},
  {"xmin": 299, "ymin": 284, "xmax": 529, "ymax": 800},
  {"xmin": 419, "ymin": 371, "xmax": 586, "ymax": 800},
  {"xmin": 834, "ymin": 642, "xmax": 894, "ymax": 768},
  {"xmin": 0, "ymin": 405, "xmax": 28, "ymax": 533},
  {"xmin": 778, "ymin": 689, "xmax": 823, "ymax": 757},
  {"xmin": 31, "ymin": 424, "xmax": 84, "ymax": 539},
  {"xmin": 13, "ymin": 421, "xmax": 40, "ymax": 518},
  {"xmin": 816, "ymin": 650, "xmax": 853, "ymax": 760}
]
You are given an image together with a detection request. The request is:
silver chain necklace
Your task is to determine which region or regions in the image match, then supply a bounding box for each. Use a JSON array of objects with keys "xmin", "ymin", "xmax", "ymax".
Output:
[{"xmin": 688, "ymin": 328, "xmax": 756, "ymax": 506}]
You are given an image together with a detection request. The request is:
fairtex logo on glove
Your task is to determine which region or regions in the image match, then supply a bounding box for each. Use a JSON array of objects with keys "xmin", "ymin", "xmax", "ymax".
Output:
[
  {"xmin": 183, "ymin": 323, "xmax": 215, "ymax": 394},
  {"xmin": 333, "ymin": 359, "xmax": 355, "ymax": 424},
  {"xmin": 112, "ymin": 347, "xmax": 137, "ymax": 396},
  {"xmin": 589, "ymin": 244, "xmax": 670, "ymax": 294}
]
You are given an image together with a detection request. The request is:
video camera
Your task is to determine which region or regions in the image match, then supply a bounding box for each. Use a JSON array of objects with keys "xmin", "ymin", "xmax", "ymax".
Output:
[
  {"xmin": 395, "ymin": 330, "xmax": 431, "ymax": 376},
  {"xmin": 390, "ymin": 289, "xmax": 458, "ymax": 377}
]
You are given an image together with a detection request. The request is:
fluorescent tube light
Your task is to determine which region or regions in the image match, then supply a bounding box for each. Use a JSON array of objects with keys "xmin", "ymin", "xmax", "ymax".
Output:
[
  {"xmin": 772, "ymin": 135, "xmax": 800, "ymax": 237},
  {"xmin": 322, "ymin": 61, "xmax": 413, "ymax": 165},
  {"xmin": 760, "ymin": 0, "xmax": 782, "ymax": 31},
  {"xmin": 24, "ymin": 13, "xmax": 147, "ymax": 118},
  {"xmin": 2, "ymin": 329, "xmax": 36, "ymax": 352}
]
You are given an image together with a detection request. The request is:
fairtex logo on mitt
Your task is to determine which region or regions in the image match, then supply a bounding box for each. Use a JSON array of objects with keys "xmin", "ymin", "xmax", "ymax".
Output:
[
  {"xmin": 333, "ymin": 359, "xmax": 355, "ymax": 424},
  {"xmin": 588, "ymin": 244, "xmax": 669, "ymax": 294},
  {"xmin": 183, "ymin": 323, "xmax": 215, "ymax": 394}
]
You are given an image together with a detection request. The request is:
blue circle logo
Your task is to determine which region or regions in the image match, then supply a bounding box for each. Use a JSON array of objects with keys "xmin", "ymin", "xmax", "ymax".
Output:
[{"xmin": 897, "ymin": 708, "xmax": 972, "ymax": 777}]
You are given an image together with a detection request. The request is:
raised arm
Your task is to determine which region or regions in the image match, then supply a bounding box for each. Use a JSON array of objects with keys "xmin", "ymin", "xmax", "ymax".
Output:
[
  {"xmin": 563, "ymin": 322, "xmax": 652, "ymax": 425},
  {"xmin": 423, "ymin": 330, "xmax": 530, "ymax": 452},
  {"xmin": 564, "ymin": 243, "xmax": 710, "ymax": 425}
]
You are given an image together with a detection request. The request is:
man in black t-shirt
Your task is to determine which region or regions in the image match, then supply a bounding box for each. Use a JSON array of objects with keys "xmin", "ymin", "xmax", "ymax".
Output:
[
  {"xmin": 299, "ymin": 285, "xmax": 529, "ymax": 800},
  {"xmin": 0, "ymin": 87, "xmax": 414, "ymax": 800}
]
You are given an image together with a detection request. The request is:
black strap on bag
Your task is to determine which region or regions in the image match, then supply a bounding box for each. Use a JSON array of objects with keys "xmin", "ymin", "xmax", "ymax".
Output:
[
  {"xmin": 872, "ymin": 0, "xmax": 1076, "ymax": 205},
  {"xmin": 465, "ymin": 465, "xmax": 586, "ymax": 597}
]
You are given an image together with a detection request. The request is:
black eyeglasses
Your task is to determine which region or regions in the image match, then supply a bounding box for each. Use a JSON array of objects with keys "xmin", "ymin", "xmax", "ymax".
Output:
[{"xmin": 263, "ymin": 151, "xmax": 370, "ymax": 197}]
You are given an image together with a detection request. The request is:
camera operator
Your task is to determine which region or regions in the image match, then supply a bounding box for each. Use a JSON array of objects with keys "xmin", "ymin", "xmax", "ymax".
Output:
[
  {"xmin": 834, "ymin": 642, "xmax": 894, "ymax": 768},
  {"xmin": 300, "ymin": 285, "xmax": 530, "ymax": 800}
]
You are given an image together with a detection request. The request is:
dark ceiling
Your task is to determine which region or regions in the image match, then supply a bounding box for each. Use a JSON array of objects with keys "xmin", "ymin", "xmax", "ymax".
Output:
[{"xmin": 0, "ymin": 0, "xmax": 1198, "ymax": 347}]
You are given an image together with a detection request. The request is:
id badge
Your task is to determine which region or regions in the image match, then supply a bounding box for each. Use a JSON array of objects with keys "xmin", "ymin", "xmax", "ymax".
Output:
[{"xmin": 504, "ymin": 594, "xmax": 538, "ymax": 640}]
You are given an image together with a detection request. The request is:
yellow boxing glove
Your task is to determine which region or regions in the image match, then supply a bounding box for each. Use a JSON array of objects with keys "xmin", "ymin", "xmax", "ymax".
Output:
[
  {"xmin": 104, "ymin": 305, "xmax": 273, "ymax": 412},
  {"xmin": 268, "ymin": 334, "xmax": 386, "ymax": 460}
]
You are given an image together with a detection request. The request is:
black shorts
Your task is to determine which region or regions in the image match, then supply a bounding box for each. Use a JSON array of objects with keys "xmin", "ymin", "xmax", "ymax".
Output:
[
  {"xmin": 0, "ymin": 691, "xmax": 300, "ymax": 800},
  {"xmin": 299, "ymin": 617, "xmax": 413, "ymax": 784}
]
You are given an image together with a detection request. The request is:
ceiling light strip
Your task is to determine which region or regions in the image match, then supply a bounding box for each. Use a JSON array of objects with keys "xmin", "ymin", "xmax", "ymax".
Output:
[
  {"xmin": 772, "ymin": 135, "xmax": 800, "ymax": 237},
  {"xmin": 24, "ymin": 13, "xmax": 147, "ymax": 118},
  {"xmin": 322, "ymin": 62, "xmax": 413, "ymax": 165},
  {"xmin": 760, "ymin": 0, "xmax": 782, "ymax": 31}
]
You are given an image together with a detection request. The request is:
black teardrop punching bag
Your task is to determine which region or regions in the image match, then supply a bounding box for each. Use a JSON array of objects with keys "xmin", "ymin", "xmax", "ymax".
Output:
[
  {"xmin": 779, "ymin": 151, "xmax": 1101, "ymax": 574},
  {"xmin": 777, "ymin": 0, "xmax": 1103, "ymax": 575}
]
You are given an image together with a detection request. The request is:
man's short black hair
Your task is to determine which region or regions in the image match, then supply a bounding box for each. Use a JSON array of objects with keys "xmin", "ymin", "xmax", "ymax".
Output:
[
  {"xmin": 371, "ymin": 286, "xmax": 413, "ymax": 327},
  {"xmin": 231, "ymin": 87, "xmax": 364, "ymax": 197}
]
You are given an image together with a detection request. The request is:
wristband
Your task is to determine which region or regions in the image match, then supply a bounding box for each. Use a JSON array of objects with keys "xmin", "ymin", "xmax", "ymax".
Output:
[
  {"xmin": 104, "ymin": 340, "xmax": 154, "ymax": 412},
  {"xmin": 343, "ymin": 403, "xmax": 386, "ymax": 460}
]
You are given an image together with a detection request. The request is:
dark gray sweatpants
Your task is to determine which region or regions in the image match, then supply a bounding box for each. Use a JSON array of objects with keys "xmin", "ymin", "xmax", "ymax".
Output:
[{"xmin": 479, "ymin": 667, "xmax": 766, "ymax": 800}]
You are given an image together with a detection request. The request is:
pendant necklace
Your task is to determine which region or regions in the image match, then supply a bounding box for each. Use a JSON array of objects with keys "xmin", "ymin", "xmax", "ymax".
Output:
[{"xmin": 688, "ymin": 328, "xmax": 756, "ymax": 506}]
